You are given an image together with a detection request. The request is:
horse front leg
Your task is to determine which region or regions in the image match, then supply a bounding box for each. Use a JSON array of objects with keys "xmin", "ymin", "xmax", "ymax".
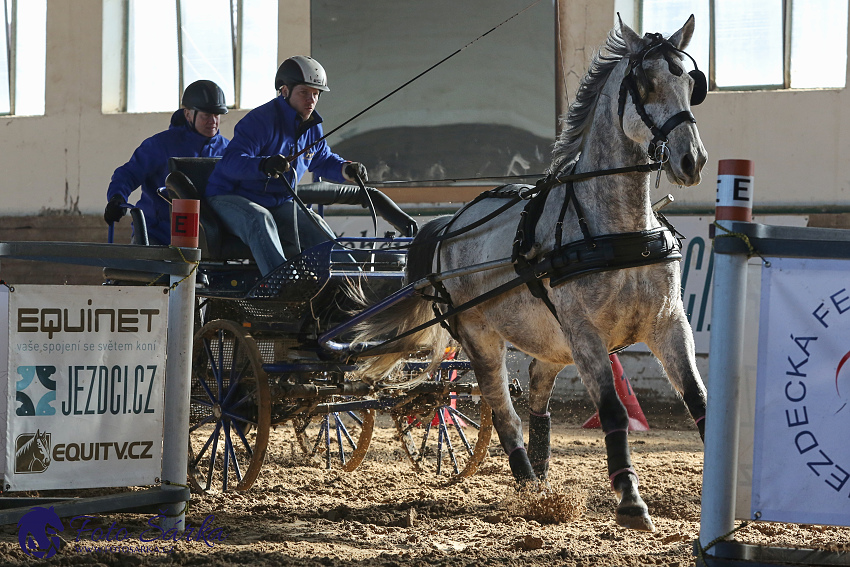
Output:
[
  {"xmin": 527, "ymin": 358, "xmax": 564, "ymax": 481},
  {"xmin": 573, "ymin": 337, "xmax": 655, "ymax": 532},
  {"xmin": 650, "ymin": 309, "xmax": 708, "ymax": 440},
  {"xmin": 457, "ymin": 325, "xmax": 536, "ymax": 486}
]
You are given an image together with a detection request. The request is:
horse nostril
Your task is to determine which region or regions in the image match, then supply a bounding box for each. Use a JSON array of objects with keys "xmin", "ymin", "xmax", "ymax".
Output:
[{"xmin": 680, "ymin": 153, "xmax": 696, "ymax": 177}]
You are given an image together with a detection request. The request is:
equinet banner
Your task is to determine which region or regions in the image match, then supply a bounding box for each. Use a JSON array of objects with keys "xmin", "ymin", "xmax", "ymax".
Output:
[{"xmin": 3, "ymin": 285, "xmax": 167, "ymax": 491}]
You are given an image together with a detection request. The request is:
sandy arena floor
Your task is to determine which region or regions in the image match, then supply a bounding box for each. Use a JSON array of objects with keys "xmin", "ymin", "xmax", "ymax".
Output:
[{"xmin": 1, "ymin": 402, "xmax": 848, "ymax": 566}]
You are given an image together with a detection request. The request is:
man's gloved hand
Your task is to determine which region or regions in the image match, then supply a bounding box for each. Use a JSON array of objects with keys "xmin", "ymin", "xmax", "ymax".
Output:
[
  {"xmin": 260, "ymin": 154, "xmax": 291, "ymax": 178},
  {"xmin": 103, "ymin": 195, "xmax": 127, "ymax": 224},
  {"xmin": 343, "ymin": 162, "xmax": 368, "ymax": 183}
]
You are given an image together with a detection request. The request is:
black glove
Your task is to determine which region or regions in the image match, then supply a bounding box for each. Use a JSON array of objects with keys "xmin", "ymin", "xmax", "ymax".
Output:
[
  {"xmin": 260, "ymin": 154, "xmax": 291, "ymax": 178},
  {"xmin": 343, "ymin": 162, "xmax": 368, "ymax": 183},
  {"xmin": 103, "ymin": 195, "xmax": 127, "ymax": 224}
]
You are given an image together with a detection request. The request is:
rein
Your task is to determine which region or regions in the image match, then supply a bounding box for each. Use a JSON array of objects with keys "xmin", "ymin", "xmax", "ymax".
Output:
[
  {"xmin": 434, "ymin": 161, "xmax": 663, "ymax": 244},
  {"xmin": 353, "ymin": 35, "xmax": 698, "ymax": 358}
]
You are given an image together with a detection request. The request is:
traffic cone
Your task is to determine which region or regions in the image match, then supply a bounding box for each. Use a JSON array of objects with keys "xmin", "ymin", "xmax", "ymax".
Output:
[
  {"xmin": 582, "ymin": 354, "xmax": 650, "ymax": 431},
  {"xmin": 407, "ymin": 348, "xmax": 463, "ymax": 427}
]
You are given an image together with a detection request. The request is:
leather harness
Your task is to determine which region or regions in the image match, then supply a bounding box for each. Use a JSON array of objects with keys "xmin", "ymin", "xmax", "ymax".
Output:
[
  {"xmin": 429, "ymin": 175, "xmax": 682, "ymax": 332},
  {"xmin": 360, "ymin": 36, "xmax": 699, "ymax": 354}
]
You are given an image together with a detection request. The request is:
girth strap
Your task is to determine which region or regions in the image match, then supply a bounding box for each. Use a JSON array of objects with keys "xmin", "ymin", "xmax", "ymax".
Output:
[
  {"xmin": 542, "ymin": 226, "xmax": 681, "ymax": 288},
  {"xmin": 514, "ymin": 255, "xmax": 561, "ymax": 324}
]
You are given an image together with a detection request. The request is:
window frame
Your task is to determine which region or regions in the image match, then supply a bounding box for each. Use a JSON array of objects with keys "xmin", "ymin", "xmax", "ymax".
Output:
[
  {"xmin": 108, "ymin": 0, "xmax": 274, "ymax": 113},
  {"xmin": 2, "ymin": 0, "xmax": 47, "ymax": 117},
  {"xmin": 2, "ymin": 0, "xmax": 16, "ymax": 115},
  {"xmin": 636, "ymin": 0, "xmax": 846, "ymax": 92}
]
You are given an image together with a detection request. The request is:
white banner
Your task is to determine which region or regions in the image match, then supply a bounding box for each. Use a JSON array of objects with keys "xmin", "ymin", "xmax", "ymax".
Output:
[
  {"xmin": 4, "ymin": 285, "xmax": 167, "ymax": 491},
  {"xmin": 0, "ymin": 286, "xmax": 8, "ymax": 477},
  {"xmin": 753, "ymin": 257, "xmax": 850, "ymax": 526}
]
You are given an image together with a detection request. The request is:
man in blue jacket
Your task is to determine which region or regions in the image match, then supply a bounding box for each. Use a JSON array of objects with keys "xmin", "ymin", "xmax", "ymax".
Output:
[
  {"xmin": 105, "ymin": 80, "xmax": 230, "ymax": 244},
  {"xmin": 205, "ymin": 56, "xmax": 368, "ymax": 276}
]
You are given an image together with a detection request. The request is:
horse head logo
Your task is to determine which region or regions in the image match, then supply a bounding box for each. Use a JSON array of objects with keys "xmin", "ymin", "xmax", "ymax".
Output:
[
  {"xmin": 17, "ymin": 506, "xmax": 64, "ymax": 559},
  {"xmin": 15, "ymin": 430, "xmax": 51, "ymax": 474}
]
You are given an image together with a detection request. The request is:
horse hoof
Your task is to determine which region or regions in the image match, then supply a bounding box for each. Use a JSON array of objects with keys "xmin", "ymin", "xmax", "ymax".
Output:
[
  {"xmin": 515, "ymin": 477, "xmax": 542, "ymax": 492},
  {"xmin": 615, "ymin": 509, "xmax": 655, "ymax": 532}
]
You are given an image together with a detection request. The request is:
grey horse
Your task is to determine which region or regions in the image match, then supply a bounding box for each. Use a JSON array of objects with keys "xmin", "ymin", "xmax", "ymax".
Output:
[{"xmin": 355, "ymin": 16, "xmax": 708, "ymax": 532}]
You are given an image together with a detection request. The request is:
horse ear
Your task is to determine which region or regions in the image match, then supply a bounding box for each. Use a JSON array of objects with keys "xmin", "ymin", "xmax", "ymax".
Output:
[
  {"xmin": 669, "ymin": 14, "xmax": 696, "ymax": 50},
  {"xmin": 618, "ymin": 13, "xmax": 644, "ymax": 55}
]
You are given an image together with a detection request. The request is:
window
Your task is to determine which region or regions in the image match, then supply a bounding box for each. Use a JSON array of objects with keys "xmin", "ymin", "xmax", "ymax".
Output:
[
  {"xmin": 103, "ymin": 0, "xmax": 278, "ymax": 113},
  {"xmin": 1, "ymin": 0, "xmax": 47, "ymax": 116},
  {"xmin": 310, "ymin": 0, "xmax": 556, "ymax": 182},
  {"xmin": 628, "ymin": 0, "xmax": 847, "ymax": 90}
]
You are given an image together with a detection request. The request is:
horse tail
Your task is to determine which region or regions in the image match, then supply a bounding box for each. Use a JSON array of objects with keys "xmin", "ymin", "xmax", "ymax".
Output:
[{"xmin": 352, "ymin": 216, "xmax": 454, "ymax": 384}]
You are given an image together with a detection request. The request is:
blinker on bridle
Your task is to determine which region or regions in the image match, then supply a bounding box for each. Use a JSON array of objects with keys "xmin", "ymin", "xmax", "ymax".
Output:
[{"xmin": 617, "ymin": 33, "xmax": 707, "ymax": 163}]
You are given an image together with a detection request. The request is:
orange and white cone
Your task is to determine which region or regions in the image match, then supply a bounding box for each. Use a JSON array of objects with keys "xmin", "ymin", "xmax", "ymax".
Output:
[{"xmin": 582, "ymin": 354, "xmax": 650, "ymax": 431}]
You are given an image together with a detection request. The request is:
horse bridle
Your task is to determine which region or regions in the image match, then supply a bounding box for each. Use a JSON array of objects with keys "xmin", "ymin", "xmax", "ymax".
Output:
[{"xmin": 617, "ymin": 33, "xmax": 707, "ymax": 160}]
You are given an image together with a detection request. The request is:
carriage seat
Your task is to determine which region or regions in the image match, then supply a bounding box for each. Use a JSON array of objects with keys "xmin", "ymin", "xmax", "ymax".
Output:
[{"xmin": 165, "ymin": 157, "xmax": 254, "ymax": 261}]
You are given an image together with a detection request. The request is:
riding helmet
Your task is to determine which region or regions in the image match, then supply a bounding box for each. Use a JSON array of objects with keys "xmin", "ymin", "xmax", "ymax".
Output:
[
  {"xmin": 275, "ymin": 56, "xmax": 330, "ymax": 92},
  {"xmin": 182, "ymin": 80, "xmax": 228, "ymax": 114}
]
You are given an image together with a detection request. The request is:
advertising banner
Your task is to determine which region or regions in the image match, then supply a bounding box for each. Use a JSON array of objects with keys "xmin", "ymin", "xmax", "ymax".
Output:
[
  {"xmin": 753, "ymin": 257, "xmax": 850, "ymax": 526},
  {"xmin": 0, "ymin": 285, "xmax": 8, "ymax": 477},
  {"xmin": 3, "ymin": 285, "xmax": 168, "ymax": 491}
]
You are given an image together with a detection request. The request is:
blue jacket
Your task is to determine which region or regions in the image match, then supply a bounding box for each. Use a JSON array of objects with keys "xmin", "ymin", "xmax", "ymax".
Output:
[
  {"xmin": 205, "ymin": 96, "xmax": 348, "ymax": 208},
  {"xmin": 107, "ymin": 110, "xmax": 229, "ymax": 244}
]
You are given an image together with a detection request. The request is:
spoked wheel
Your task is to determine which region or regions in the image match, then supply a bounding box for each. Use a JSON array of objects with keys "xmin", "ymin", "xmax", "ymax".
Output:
[
  {"xmin": 188, "ymin": 319, "xmax": 271, "ymax": 492},
  {"xmin": 291, "ymin": 405, "xmax": 375, "ymax": 471},
  {"xmin": 392, "ymin": 364, "xmax": 494, "ymax": 478}
]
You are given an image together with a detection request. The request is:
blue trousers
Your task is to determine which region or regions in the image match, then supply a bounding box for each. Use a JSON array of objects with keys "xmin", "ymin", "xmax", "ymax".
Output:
[{"xmin": 208, "ymin": 194, "xmax": 336, "ymax": 276}]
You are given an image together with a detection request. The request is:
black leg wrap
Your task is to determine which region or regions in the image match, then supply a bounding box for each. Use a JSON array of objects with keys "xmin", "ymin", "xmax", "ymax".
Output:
[
  {"xmin": 508, "ymin": 448, "xmax": 536, "ymax": 485},
  {"xmin": 696, "ymin": 416, "xmax": 705, "ymax": 441},
  {"xmin": 604, "ymin": 430, "xmax": 632, "ymax": 480},
  {"xmin": 527, "ymin": 413, "xmax": 551, "ymax": 479}
]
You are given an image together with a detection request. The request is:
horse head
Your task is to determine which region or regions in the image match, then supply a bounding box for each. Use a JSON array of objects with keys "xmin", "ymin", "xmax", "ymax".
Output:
[
  {"xmin": 616, "ymin": 15, "xmax": 708, "ymax": 186},
  {"xmin": 17, "ymin": 506, "xmax": 64, "ymax": 559},
  {"xmin": 33, "ymin": 429, "xmax": 50, "ymax": 466}
]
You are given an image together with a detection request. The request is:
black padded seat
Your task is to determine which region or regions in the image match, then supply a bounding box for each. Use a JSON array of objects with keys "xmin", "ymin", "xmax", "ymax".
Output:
[{"xmin": 166, "ymin": 157, "xmax": 254, "ymax": 261}]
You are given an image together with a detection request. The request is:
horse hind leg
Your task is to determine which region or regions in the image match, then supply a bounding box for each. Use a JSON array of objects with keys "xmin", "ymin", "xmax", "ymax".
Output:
[
  {"xmin": 573, "ymin": 339, "xmax": 655, "ymax": 531},
  {"xmin": 527, "ymin": 358, "xmax": 564, "ymax": 481}
]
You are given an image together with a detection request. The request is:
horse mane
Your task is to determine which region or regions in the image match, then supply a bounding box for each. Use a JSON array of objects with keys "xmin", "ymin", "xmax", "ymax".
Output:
[
  {"xmin": 16, "ymin": 435, "xmax": 36, "ymax": 458},
  {"xmin": 551, "ymin": 26, "xmax": 630, "ymax": 172}
]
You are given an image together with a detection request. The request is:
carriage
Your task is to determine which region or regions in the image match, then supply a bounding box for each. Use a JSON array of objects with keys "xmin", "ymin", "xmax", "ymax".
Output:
[
  {"xmin": 107, "ymin": 15, "xmax": 709, "ymax": 532},
  {"xmin": 106, "ymin": 155, "xmax": 501, "ymax": 494}
]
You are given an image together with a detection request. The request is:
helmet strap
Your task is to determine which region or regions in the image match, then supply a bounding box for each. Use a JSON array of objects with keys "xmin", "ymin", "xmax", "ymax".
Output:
[
  {"xmin": 183, "ymin": 109, "xmax": 205, "ymax": 136},
  {"xmin": 188, "ymin": 109, "xmax": 199, "ymax": 132}
]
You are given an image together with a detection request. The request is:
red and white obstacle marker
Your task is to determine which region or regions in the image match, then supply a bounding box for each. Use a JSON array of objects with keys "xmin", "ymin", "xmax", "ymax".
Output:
[{"xmin": 582, "ymin": 354, "xmax": 649, "ymax": 431}]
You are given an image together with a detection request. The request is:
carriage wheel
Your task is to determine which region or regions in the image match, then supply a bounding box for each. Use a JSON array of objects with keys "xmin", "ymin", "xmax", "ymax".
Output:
[
  {"xmin": 393, "ymin": 388, "xmax": 494, "ymax": 479},
  {"xmin": 291, "ymin": 406, "xmax": 375, "ymax": 471},
  {"xmin": 188, "ymin": 319, "xmax": 271, "ymax": 493}
]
